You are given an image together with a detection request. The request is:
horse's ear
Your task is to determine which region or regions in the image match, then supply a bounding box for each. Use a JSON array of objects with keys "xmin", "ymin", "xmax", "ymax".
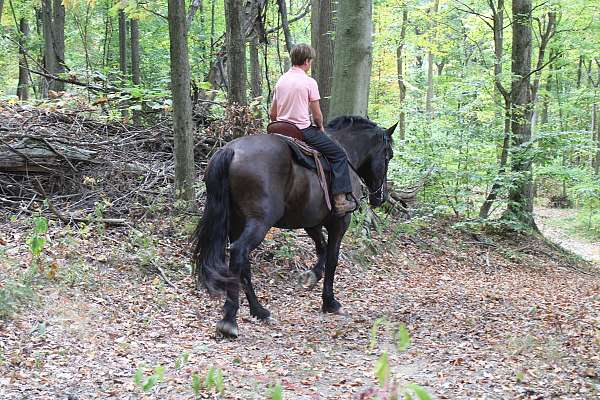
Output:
[{"xmin": 387, "ymin": 122, "xmax": 399, "ymax": 137}]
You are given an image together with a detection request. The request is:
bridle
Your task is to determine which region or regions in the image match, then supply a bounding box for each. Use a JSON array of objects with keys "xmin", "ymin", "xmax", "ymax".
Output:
[{"xmin": 347, "ymin": 130, "xmax": 390, "ymax": 204}]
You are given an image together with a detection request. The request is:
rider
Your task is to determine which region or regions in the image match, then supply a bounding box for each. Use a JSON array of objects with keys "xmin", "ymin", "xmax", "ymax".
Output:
[{"xmin": 269, "ymin": 43, "xmax": 356, "ymax": 217}]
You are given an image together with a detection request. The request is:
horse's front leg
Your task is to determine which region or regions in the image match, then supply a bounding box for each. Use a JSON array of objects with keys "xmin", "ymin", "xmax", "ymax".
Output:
[
  {"xmin": 298, "ymin": 226, "xmax": 327, "ymax": 290},
  {"xmin": 321, "ymin": 218, "xmax": 350, "ymax": 314}
]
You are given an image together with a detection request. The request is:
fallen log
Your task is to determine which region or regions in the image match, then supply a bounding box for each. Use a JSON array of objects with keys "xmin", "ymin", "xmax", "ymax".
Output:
[{"xmin": 0, "ymin": 136, "xmax": 97, "ymax": 172}]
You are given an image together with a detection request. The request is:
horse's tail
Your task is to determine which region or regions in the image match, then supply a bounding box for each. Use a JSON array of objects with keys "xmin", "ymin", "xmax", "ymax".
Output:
[{"xmin": 192, "ymin": 147, "xmax": 235, "ymax": 295}]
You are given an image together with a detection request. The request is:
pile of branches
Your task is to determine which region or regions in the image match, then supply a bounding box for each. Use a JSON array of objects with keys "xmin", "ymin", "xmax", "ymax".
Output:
[{"xmin": 0, "ymin": 101, "xmax": 263, "ymax": 222}]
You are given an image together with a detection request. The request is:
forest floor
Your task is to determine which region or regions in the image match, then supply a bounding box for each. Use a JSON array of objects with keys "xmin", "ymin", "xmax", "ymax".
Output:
[{"xmin": 1, "ymin": 210, "xmax": 599, "ymax": 400}]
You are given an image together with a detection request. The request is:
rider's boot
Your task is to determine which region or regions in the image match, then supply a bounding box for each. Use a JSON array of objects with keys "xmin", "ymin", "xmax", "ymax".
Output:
[{"xmin": 334, "ymin": 193, "xmax": 356, "ymax": 217}]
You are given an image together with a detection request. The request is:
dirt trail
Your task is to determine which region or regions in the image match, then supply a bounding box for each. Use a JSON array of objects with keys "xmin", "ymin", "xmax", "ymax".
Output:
[
  {"xmin": 1, "ymin": 219, "xmax": 599, "ymax": 399},
  {"xmin": 535, "ymin": 207, "xmax": 600, "ymax": 264}
]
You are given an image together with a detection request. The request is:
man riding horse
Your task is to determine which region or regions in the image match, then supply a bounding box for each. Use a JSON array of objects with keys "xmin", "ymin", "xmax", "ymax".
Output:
[
  {"xmin": 193, "ymin": 44, "xmax": 397, "ymax": 338},
  {"xmin": 269, "ymin": 43, "xmax": 356, "ymax": 217}
]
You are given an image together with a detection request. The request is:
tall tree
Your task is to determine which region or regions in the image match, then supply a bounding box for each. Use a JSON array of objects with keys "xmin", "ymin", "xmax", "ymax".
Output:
[
  {"xmin": 52, "ymin": 0, "xmax": 65, "ymax": 91},
  {"xmin": 247, "ymin": 0, "xmax": 265, "ymax": 99},
  {"xmin": 224, "ymin": 0, "xmax": 246, "ymax": 105},
  {"xmin": 505, "ymin": 0, "xmax": 535, "ymax": 226},
  {"xmin": 131, "ymin": 17, "xmax": 142, "ymax": 125},
  {"xmin": 311, "ymin": 0, "xmax": 335, "ymax": 123},
  {"xmin": 479, "ymin": 0, "xmax": 510, "ymax": 219},
  {"xmin": 249, "ymin": 35, "xmax": 262, "ymax": 98},
  {"xmin": 168, "ymin": 0, "xmax": 195, "ymax": 201},
  {"xmin": 118, "ymin": 9, "xmax": 127, "ymax": 79},
  {"xmin": 16, "ymin": 18, "xmax": 29, "ymax": 101},
  {"xmin": 41, "ymin": 0, "xmax": 56, "ymax": 96},
  {"xmin": 425, "ymin": 0, "xmax": 439, "ymax": 116},
  {"xmin": 396, "ymin": 8, "xmax": 408, "ymax": 140},
  {"xmin": 329, "ymin": 0, "xmax": 373, "ymax": 119},
  {"xmin": 277, "ymin": 0, "xmax": 293, "ymax": 53}
]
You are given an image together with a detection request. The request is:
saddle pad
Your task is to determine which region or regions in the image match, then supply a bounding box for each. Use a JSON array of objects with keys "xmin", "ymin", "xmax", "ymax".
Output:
[{"xmin": 279, "ymin": 136, "xmax": 331, "ymax": 172}]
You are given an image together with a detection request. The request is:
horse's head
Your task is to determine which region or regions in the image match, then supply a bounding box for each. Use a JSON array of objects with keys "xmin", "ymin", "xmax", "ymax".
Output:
[
  {"xmin": 360, "ymin": 122, "xmax": 397, "ymax": 207},
  {"xmin": 327, "ymin": 117, "xmax": 397, "ymax": 207}
]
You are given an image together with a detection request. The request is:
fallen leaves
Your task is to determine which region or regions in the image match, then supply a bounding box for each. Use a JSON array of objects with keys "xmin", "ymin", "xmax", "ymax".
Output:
[{"xmin": 1, "ymin": 216, "xmax": 599, "ymax": 399}]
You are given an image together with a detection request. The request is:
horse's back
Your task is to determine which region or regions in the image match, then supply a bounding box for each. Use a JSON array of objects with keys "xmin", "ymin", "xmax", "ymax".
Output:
[{"xmin": 224, "ymin": 134, "xmax": 329, "ymax": 228}]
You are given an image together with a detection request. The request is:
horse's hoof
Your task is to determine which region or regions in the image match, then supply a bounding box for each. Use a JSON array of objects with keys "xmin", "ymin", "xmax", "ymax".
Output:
[
  {"xmin": 298, "ymin": 270, "xmax": 319, "ymax": 290},
  {"xmin": 216, "ymin": 320, "xmax": 239, "ymax": 338},
  {"xmin": 250, "ymin": 307, "xmax": 271, "ymax": 321},
  {"xmin": 322, "ymin": 299, "xmax": 343, "ymax": 314}
]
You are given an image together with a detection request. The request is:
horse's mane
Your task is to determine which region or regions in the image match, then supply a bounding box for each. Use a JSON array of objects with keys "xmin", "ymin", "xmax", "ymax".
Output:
[{"xmin": 326, "ymin": 116, "xmax": 378, "ymax": 132}]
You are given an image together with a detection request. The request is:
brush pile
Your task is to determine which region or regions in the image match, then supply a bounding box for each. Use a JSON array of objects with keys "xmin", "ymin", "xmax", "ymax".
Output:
[{"xmin": 0, "ymin": 101, "xmax": 263, "ymax": 221}]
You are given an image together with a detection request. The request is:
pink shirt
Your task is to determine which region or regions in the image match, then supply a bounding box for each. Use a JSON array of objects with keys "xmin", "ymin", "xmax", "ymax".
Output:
[{"xmin": 273, "ymin": 66, "xmax": 321, "ymax": 129}]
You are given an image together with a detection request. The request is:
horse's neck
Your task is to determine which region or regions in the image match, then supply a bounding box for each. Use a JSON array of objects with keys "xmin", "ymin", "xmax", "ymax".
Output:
[{"xmin": 329, "ymin": 130, "xmax": 371, "ymax": 169}]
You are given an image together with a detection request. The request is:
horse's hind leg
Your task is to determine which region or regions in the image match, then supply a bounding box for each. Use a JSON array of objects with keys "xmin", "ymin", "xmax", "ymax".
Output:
[
  {"xmin": 298, "ymin": 226, "xmax": 326, "ymax": 291},
  {"xmin": 217, "ymin": 219, "xmax": 269, "ymax": 338},
  {"xmin": 241, "ymin": 265, "xmax": 270, "ymax": 320}
]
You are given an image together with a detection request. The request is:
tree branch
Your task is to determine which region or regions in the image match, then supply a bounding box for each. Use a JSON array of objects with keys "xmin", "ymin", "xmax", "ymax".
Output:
[
  {"xmin": 266, "ymin": 1, "xmax": 310, "ymax": 34},
  {"xmin": 186, "ymin": 0, "xmax": 202, "ymax": 34},
  {"xmin": 27, "ymin": 68, "xmax": 119, "ymax": 93}
]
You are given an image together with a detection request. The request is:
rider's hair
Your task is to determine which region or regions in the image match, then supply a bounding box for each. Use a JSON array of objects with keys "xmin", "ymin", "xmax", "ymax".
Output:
[{"xmin": 290, "ymin": 44, "xmax": 316, "ymax": 66}]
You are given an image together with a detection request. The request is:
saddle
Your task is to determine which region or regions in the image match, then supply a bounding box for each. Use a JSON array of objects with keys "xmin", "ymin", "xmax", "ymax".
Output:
[{"xmin": 266, "ymin": 121, "xmax": 332, "ymax": 211}]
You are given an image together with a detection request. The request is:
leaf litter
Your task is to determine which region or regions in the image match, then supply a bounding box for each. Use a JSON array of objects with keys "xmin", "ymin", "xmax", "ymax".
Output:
[{"xmin": 0, "ymin": 215, "xmax": 599, "ymax": 399}]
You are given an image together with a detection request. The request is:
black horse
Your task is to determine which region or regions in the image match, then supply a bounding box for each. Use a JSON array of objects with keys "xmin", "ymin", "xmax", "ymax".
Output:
[{"xmin": 192, "ymin": 116, "xmax": 397, "ymax": 338}]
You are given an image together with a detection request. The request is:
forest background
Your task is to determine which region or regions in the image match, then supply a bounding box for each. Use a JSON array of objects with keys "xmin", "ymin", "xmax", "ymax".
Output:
[{"xmin": 0, "ymin": 0, "xmax": 599, "ymax": 235}]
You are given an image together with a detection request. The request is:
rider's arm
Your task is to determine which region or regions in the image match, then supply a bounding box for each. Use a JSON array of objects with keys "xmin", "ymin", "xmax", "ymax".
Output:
[
  {"xmin": 309, "ymin": 100, "xmax": 325, "ymax": 132},
  {"xmin": 269, "ymin": 95, "xmax": 278, "ymax": 122}
]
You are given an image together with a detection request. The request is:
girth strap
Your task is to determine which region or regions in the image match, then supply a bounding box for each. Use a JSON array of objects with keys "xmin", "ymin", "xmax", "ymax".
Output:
[{"xmin": 272, "ymin": 133, "xmax": 332, "ymax": 211}]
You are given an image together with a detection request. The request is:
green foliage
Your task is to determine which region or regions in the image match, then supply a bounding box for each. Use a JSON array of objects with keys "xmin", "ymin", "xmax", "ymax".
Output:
[
  {"xmin": 272, "ymin": 230, "xmax": 296, "ymax": 262},
  {"xmin": 204, "ymin": 366, "xmax": 224, "ymax": 395},
  {"xmin": 189, "ymin": 366, "xmax": 225, "ymax": 398},
  {"xmin": 268, "ymin": 383, "xmax": 284, "ymax": 400},
  {"xmin": 133, "ymin": 364, "xmax": 165, "ymax": 393},
  {"xmin": 0, "ymin": 279, "xmax": 34, "ymax": 320},
  {"xmin": 394, "ymin": 324, "xmax": 411, "ymax": 352},
  {"xmin": 374, "ymin": 351, "xmax": 390, "ymax": 388},
  {"xmin": 27, "ymin": 216, "xmax": 48, "ymax": 259},
  {"xmin": 366, "ymin": 317, "xmax": 430, "ymax": 399},
  {"xmin": 174, "ymin": 351, "xmax": 189, "ymax": 369},
  {"xmin": 404, "ymin": 383, "xmax": 433, "ymax": 400},
  {"xmin": 191, "ymin": 373, "xmax": 202, "ymax": 397}
]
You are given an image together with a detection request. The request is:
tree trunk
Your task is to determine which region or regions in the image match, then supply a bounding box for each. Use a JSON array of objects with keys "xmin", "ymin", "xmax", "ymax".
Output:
[
  {"xmin": 118, "ymin": 10, "xmax": 127, "ymax": 79},
  {"xmin": 41, "ymin": 0, "xmax": 55, "ymax": 97},
  {"xmin": 505, "ymin": 0, "xmax": 535, "ymax": 227},
  {"xmin": 51, "ymin": 0, "xmax": 65, "ymax": 92},
  {"xmin": 425, "ymin": 0, "xmax": 439, "ymax": 116},
  {"xmin": 311, "ymin": 0, "xmax": 335, "ymax": 123},
  {"xmin": 540, "ymin": 52, "xmax": 555, "ymax": 125},
  {"xmin": 479, "ymin": 0, "xmax": 511, "ymax": 220},
  {"xmin": 396, "ymin": 9, "xmax": 408, "ymax": 140},
  {"xmin": 596, "ymin": 60, "xmax": 600, "ymax": 175},
  {"xmin": 596, "ymin": 107, "xmax": 600, "ymax": 175},
  {"xmin": 224, "ymin": 0, "xmax": 247, "ymax": 106},
  {"xmin": 249, "ymin": 35, "xmax": 262, "ymax": 98},
  {"xmin": 530, "ymin": 12, "xmax": 556, "ymax": 105},
  {"xmin": 168, "ymin": 0, "xmax": 196, "ymax": 202},
  {"xmin": 576, "ymin": 55, "xmax": 583, "ymax": 89},
  {"xmin": 593, "ymin": 103, "xmax": 597, "ymax": 171},
  {"xmin": 329, "ymin": 0, "xmax": 373, "ymax": 119},
  {"xmin": 131, "ymin": 18, "xmax": 142, "ymax": 125},
  {"xmin": 277, "ymin": 0, "xmax": 293, "ymax": 53},
  {"xmin": 17, "ymin": 18, "xmax": 30, "ymax": 101},
  {"xmin": 186, "ymin": 0, "xmax": 203, "ymax": 32},
  {"xmin": 0, "ymin": 0, "xmax": 4, "ymax": 23}
]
